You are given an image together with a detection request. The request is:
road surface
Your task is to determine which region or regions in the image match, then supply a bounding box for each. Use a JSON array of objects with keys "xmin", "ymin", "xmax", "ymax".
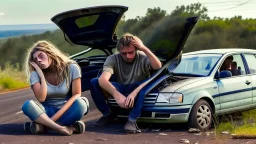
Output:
[{"xmin": 0, "ymin": 88, "xmax": 255, "ymax": 144}]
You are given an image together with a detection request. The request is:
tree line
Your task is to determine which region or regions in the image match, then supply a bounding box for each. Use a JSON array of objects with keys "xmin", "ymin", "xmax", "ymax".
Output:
[{"xmin": 0, "ymin": 3, "xmax": 255, "ymax": 69}]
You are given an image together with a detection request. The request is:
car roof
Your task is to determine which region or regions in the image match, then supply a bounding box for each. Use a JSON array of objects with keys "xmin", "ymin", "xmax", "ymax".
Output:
[{"xmin": 184, "ymin": 48, "xmax": 256, "ymax": 55}]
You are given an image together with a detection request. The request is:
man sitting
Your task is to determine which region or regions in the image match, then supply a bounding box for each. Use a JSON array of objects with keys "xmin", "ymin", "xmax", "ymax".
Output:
[
  {"xmin": 90, "ymin": 33, "xmax": 162, "ymax": 133},
  {"xmin": 220, "ymin": 55, "xmax": 233, "ymax": 72}
]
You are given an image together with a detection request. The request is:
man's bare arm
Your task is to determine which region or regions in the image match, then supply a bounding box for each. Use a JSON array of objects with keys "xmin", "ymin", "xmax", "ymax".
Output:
[
  {"xmin": 131, "ymin": 36, "xmax": 162, "ymax": 70},
  {"xmin": 98, "ymin": 71, "xmax": 127, "ymax": 108},
  {"xmin": 142, "ymin": 47, "xmax": 162, "ymax": 70},
  {"xmin": 125, "ymin": 80, "xmax": 150, "ymax": 108}
]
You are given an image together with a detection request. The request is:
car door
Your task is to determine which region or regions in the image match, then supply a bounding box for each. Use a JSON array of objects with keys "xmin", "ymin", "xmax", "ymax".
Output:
[
  {"xmin": 243, "ymin": 53, "xmax": 256, "ymax": 108},
  {"xmin": 217, "ymin": 54, "xmax": 253, "ymax": 113}
]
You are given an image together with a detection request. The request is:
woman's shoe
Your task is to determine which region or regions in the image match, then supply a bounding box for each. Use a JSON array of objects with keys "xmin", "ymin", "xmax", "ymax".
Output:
[
  {"xmin": 72, "ymin": 121, "xmax": 85, "ymax": 134},
  {"xmin": 30, "ymin": 122, "xmax": 46, "ymax": 134},
  {"xmin": 23, "ymin": 122, "xmax": 31, "ymax": 132}
]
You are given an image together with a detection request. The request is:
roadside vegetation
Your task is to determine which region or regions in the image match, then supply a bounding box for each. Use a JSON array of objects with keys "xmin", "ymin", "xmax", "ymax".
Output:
[
  {"xmin": 0, "ymin": 63, "xmax": 28, "ymax": 92},
  {"xmin": 216, "ymin": 109, "xmax": 256, "ymax": 136}
]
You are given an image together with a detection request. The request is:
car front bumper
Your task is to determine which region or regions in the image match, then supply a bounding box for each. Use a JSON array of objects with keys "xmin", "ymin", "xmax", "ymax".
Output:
[{"xmin": 110, "ymin": 104, "xmax": 192, "ymax": 123}]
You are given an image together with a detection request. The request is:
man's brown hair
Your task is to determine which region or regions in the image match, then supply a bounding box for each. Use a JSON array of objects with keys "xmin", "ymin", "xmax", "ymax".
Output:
[{"xmin": 116, "ymin": 33, "xmax": 134, "ymax": 51}]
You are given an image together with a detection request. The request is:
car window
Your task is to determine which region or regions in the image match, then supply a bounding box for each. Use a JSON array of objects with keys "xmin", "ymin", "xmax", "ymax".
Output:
[
  {"xmin": 231, "ymin": 55, "xmax": 246, "ymax": 76},
  {"xmin": 244, "ymin": 54, "xmax": 256, "ymax": 74},
  {"xmin": 173, "ymin": 54, "xmax": 222, "ymax": 76},
  {"xmin": 219, "ymin": 54, "xmax": 246, "ymax": 77}
]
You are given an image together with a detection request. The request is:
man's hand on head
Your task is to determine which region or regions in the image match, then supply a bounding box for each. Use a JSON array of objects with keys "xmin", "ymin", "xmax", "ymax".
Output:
[{"xmin": 131, "ymin": 36, "xmax": 147, "ymax": 51}]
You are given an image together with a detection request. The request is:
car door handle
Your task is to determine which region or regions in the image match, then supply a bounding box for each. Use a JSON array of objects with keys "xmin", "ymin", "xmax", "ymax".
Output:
[{"xmin": 245, "ymin": 80, "xmax": 251, "ymax": 85}]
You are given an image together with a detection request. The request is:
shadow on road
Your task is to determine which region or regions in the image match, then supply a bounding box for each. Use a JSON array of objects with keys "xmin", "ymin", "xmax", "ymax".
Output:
[
  {"xmin": 0, "ymin": 123, "xmax": 67, "ymax": 136},
  {"xmin": 85, "ymin": 119, "xmax": 127, "ymax": 135},
  {"xmin": 0, "ymin": 120, "xmax": 189, "ymax": 136},
  {"xmin": 0, "ymin": 124, "xmax": 26, "ymax": 135},
  {"xmin": 85, "ymin": 118, "xmax": 189, "ymax": 135}
]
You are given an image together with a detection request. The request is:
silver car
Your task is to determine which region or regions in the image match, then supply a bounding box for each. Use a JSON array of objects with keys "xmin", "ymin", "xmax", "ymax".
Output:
[
  {"xmin": 52, "ymin": 5, "xmax": 256, "ymax": 130},
  {"xmin": 109, "ymin": 48, "xmax": 256, "ymax": 130}
]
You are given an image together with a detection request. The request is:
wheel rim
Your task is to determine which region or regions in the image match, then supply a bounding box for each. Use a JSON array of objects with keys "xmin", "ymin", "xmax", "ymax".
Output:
[{"xmin": 196, "ymin": 104, "xmax": 211, "ymax": 128}]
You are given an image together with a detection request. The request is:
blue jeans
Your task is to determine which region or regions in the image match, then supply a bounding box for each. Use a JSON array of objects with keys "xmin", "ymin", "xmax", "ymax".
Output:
[
  {"xmin": 22, "ymin": 97, "xmax": 89, "ymax": 126},
  {"xmin": 90, "ymin": 78, "xmax": 146, "ymax": 121}
]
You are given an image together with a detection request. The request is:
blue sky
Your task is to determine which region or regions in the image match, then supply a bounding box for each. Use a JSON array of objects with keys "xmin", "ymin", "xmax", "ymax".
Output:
[{"xmin": 0, "ymin": 0, "xmax": 255, "ymax": 25}]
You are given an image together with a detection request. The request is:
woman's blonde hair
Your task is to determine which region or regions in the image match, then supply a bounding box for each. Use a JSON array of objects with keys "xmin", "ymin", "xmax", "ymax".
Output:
[{"xmin": 24, "ymin": 40, "xmax": 77, "ymax": 87}]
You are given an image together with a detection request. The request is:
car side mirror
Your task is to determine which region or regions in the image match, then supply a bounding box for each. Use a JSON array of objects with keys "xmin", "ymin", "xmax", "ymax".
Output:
[
  {"xmin": 216, "ymin": 70, "xmax": 232, "ymax": 79},
  {"xmin": 215, "ymin": 71, "xmax": 220, "ymax": 79}
]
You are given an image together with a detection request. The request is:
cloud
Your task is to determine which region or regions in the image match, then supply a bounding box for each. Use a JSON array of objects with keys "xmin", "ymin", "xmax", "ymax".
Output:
[{"xmin": 0, "ymin": 12, "xmax": 5, "ymax": 16}]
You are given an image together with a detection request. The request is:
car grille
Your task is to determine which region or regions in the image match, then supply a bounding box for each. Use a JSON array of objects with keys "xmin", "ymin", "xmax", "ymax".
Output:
[
  {"xmin": 108, "ymin": 93, "xmax": 158, "ymax": 106},
  {"xmin": 108, "ymin": 93, "xmax": 174, "ymax": 119}
]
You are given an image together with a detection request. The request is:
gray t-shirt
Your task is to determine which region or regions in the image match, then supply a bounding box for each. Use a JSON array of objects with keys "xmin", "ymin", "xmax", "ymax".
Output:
[
  {"xmin": 30, "ymin": 63, "xmax": 81, "ymax": 100},
  {"xmin": 103, "ymin": 51, "xmax": 151, "ymax": 85}
]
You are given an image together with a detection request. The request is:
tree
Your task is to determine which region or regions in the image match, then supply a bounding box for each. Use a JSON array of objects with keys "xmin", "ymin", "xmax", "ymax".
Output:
[{"xmin": 171, "ymin": 3, "xmax": 209, "ymax": 20}]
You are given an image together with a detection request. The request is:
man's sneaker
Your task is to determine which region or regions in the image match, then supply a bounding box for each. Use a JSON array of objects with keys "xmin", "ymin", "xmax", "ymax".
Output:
[
  {"xmin": 72, "ymin": 121, "xmax": 85, "ymax": 134},
  {"xmin": 93, "ymin": 115, "xmax": 115, "ymax": 127},
  {"xmin": 24, "ymin": 122, "xmax": 31, "ymax": 132},
  {"xmin": 30, "ymin": 122, "xmax": 46, "ymax": 134},
  {"xmin": 124, "ymin": 120, "xmax": 141, "ymax": 134}
]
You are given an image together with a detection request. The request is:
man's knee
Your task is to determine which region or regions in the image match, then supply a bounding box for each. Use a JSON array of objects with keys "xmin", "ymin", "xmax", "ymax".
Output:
[
  {"xmin": 90, "ymin": 77, "xmax": 113, "ymax": 98},
  {"xmin": 90, "ymin": 78, "xmax": 99, "ymax": 86}
]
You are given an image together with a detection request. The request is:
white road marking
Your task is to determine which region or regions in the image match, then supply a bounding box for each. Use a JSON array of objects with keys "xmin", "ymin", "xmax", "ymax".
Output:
[{"xmin": 15, "ymin": 111, "xmax": 23, "ymax": 115}]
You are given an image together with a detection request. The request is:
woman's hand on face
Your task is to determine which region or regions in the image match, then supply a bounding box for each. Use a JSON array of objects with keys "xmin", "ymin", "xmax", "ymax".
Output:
[{"xmin": 30, "ymin": 62, "xmax": 44, "ymax": 77}]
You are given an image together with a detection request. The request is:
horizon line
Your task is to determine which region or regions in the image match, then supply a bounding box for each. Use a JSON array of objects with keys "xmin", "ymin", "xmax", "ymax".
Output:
[{"xmin": 0, "ymin": 23, "xmax": 55, "ymax": 26}]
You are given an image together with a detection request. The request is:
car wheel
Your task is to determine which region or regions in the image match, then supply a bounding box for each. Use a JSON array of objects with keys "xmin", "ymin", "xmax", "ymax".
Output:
[{"xmin": 189, "ymin": 99, "xmax": 213, "ymax": 130}]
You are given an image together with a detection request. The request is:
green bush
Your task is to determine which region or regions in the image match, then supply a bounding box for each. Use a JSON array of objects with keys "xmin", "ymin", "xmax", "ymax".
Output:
[
  {"xmin": 0, "ymin": 76, "xmax": 27, "ymax": 90},
  {"xmin": 0, "ymin": 63, "xmax": 28, "ymax": 91}
]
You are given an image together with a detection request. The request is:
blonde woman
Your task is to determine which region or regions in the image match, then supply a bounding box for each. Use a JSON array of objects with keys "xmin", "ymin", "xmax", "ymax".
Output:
[{"xmin": 22, "ymin": 40, "xmax": 89, "ymax": 136}]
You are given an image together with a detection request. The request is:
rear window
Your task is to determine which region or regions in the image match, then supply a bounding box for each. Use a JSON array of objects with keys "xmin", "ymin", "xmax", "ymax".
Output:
[{"xmin": 75, "ymin": 15, "xmax": 99, "ymax": 28}]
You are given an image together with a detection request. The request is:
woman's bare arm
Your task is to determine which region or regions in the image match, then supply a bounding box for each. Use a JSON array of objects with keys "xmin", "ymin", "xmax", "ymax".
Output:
[
  {"xmin": 50, "ymin": 78, "xmax": 81, "ymax": 122},
  {"xmin": 30, "ymin": 62, "xmax": 47, "ymax": 102}
]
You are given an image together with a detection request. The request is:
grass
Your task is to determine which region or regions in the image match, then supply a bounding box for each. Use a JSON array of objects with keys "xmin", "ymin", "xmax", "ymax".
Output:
[
  {"xmin": 234, "ymin": 125, "xmax": 256, "ymax": 135},
  {"xmin": 0, "ymin": 63, "xmax": 28, "ymax": 92},
  {"xmin": 216, "ymin": 109, "xmax": 256, "ymax": 136}
]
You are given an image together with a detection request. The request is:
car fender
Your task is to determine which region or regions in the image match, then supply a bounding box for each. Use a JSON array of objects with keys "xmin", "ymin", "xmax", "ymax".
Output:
[{"xmin": 191, "ymin": 90, "xmax": 215, "ymax": 112}]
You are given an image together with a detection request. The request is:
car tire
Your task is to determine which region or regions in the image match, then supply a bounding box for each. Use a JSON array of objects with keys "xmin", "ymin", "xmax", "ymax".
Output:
[{"xmin": 188, "ymin": 99, "xmax": 213, "ymax": 130}]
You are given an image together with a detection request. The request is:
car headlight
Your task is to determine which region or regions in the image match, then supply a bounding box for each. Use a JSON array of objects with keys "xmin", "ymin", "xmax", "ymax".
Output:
[{"xmin": 156, "ymin": 93, "xmax": 183, "ymax": 103}]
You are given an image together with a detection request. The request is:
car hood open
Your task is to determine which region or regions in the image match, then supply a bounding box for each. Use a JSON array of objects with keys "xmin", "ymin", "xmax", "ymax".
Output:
[
  {"xmin": 52, "ymin": 6, "xmax": 198, "ymax": 68},
  {"xmin": 51, "ymin": 5, "xmax": 128, "ymax": 49}
]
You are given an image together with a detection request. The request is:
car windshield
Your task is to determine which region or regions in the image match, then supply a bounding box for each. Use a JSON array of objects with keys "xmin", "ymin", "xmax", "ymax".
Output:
[{"xmin": 172, "ymin": 54, "xmax": 222, "ymax": 76}]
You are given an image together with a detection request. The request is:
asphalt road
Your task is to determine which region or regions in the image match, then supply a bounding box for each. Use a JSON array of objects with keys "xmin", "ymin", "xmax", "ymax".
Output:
[{"xmin": 0, "ymin": 88, "xmax": 255, "ymax": 144}]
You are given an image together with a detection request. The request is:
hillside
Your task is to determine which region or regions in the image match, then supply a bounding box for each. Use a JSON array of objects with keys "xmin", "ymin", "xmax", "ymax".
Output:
[{"xmin": 0, "ymin": 3, "xmax": 255, "ymax": 69}]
